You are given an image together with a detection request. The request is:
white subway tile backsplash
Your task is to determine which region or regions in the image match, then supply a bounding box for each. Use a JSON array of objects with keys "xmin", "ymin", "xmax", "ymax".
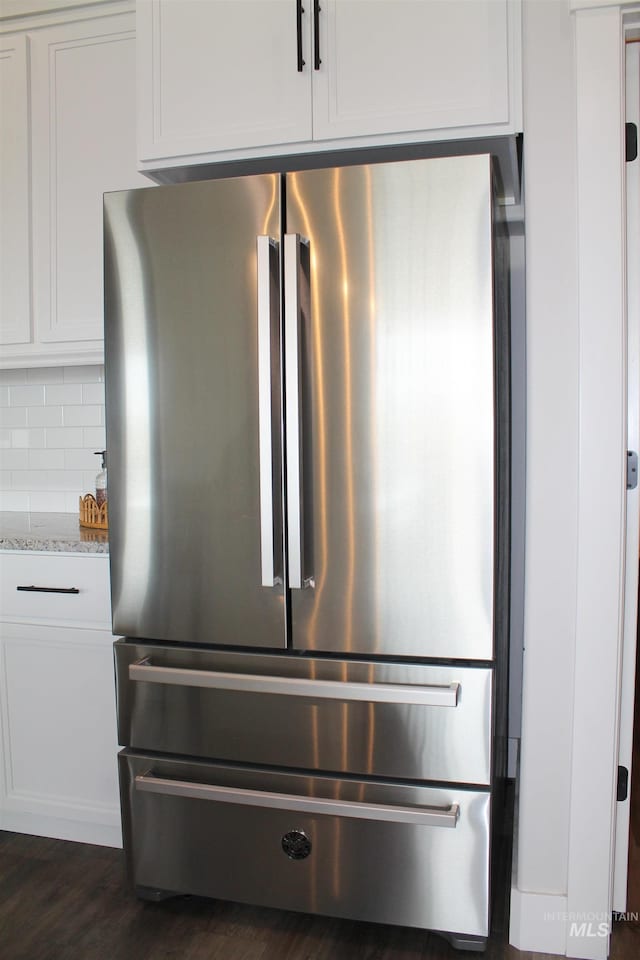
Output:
[
  {"xmin": 65, "ymin": 449, "xmax": 100, "ymax": 471},
  {"xmin": 45, "ymin": 426, "xmax": 84, "ymax": 449},
  {"xmin": 63, "ymin": 404, "xmax": 102, "ymax": 427},
  {"xmin": 12, "ymin": 470, "xmax": 50, "ymax": 490},
  {"xmin": 28, "ymin": 449, "xmax": 65, "ymax": 470},
  {"xmin": 1, "ymin": 450, "xmax": 29, "ymax": 470},
  {"xmin": 9, "ymin": 384, "xmax": 45, "ymax": 407},
  {"xmin": 49, "ymin": 470, "xmax": 84, "ymax": 491},
  {"xmin": 0, "ymin": 407, "xmax": 27, "ymax": 428},
  {"xmin": 2, "ymin": 365, "xmax": 107, "ymax": 510},
  {"xmin": 82, "ymin": 382, "xmax": 105, "ymax": 405},
  {"xmin": 83, "ymin": 426, "xmax": 106, "ymax": 449},
  {"xmin": 31, "ymin": 492, "xmax": 68, "ymax": 512},
  {"xmin": 27, "ymin": 406, "xmax": 64, "ymax": 427},
  {"xmin": 12, "ymin": 469, "xmax": 83, "ymax": 491},
  {"xmin": 45, "ymin": 383, "xmax": 83, "ymax": 406},
  {"xmin": 11, "ymin": 428, "xmax": 46, "ymax": 449},
  {"xmin": 0, "ymin": 491, "xmax": 30, "ymax": 510}
]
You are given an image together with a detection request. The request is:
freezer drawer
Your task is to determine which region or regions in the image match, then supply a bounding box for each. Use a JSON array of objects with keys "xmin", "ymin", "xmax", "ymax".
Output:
[
  {"xmin": 115, "ymin": 641, "xmax": 493, "ymax": 785},
  {"xmin": 119, "ymin": 751, "xmax": 491, "ymax": 938}
]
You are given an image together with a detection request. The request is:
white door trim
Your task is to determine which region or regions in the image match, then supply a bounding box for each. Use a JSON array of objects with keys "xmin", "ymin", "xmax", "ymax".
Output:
[
  {"xmin": 568, "ymin": 5, "xmax": 627, "ymax": 958},
  {"xmin": 613, "ymin": 35, "xmax": 640, "ymax": 915}
]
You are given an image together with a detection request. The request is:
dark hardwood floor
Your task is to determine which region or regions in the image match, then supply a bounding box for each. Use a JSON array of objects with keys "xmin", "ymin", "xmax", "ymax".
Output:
[{"xmin": 0, "ymin": 824, "xmax": 638, "ymax": 960}]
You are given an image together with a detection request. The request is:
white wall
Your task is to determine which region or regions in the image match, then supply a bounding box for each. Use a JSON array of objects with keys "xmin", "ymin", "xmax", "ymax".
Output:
[{"xmin": 0, "ymin": 365, "xmax": 106, "ymax": 511}]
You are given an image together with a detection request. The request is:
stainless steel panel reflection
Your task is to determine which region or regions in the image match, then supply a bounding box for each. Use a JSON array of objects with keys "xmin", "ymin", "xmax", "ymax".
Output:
[
  {"xmin": 285, "ymin": 156, "xmax": 497, "ymax": 659},
  {"xmin": 120, "ymin": 751, "xmax": 491, "ymax": 937},
  {"xmin": 115, "ymin": 641, "xmax": 493, "ymax": 784},
  {"xmin": 104, "ymin": 177, "xmax": 285, "ymax": 648}
]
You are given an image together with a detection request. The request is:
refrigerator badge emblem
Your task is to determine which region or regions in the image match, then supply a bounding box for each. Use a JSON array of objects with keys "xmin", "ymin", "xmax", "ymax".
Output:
[{"xmin": 281, "ymin": 830, "xmax": 312, "ymax": 860}]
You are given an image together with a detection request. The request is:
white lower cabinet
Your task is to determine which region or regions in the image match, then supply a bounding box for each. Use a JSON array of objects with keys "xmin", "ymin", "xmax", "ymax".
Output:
[{"xmin": 0, "ymin": 552, "xmax": 121, "ymax": 848}]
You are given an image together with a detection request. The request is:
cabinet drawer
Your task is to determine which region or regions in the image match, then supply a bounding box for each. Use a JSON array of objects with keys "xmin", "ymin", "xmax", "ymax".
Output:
[
  {"xmin": 115, "ymin": 642, "xmax": 493, "ymax": 784},
  {"xmin": 120, "ymin": 750, "xmax": 491, "ymax": 937},
  {"xmin": 0, "ymin": 553, "xmax": 111, "ymax": 626}
]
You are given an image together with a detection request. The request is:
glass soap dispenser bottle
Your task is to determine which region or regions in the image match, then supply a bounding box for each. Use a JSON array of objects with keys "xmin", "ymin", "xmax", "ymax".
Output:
[{"xmin": 94, "ymin": 450, "xmax": 107, "ymax": 507}]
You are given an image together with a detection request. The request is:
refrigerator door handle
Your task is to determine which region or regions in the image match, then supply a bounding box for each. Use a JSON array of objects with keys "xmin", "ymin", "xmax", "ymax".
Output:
[
  {"xmin": 284, "ymin": 232, "xmax": 311, "ymax": 589},
  {"xmin": 134, "ymin": 773, "xmax": 460, "ymax": 828},
  {"xmin": 257, "ymin": 235, "xmax": 282, "ymax": 587},
  {"xmin": 128, "ymin": 659, "xmax": 460, "ymax": 706}
]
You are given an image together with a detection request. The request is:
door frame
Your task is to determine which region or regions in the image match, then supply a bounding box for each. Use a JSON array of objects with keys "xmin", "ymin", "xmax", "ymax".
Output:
[
  {"xmin": 567, "ymin": 3, "xmax": 638, "ymax": 958},
  {"xmin": 613, "ymin": 34, "xmax": 640, "ymax": 915}
]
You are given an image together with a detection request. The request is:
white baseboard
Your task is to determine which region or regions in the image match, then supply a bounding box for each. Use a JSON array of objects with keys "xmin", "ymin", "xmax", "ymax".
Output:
[
  {"xmin": 509, "ymin": 887, "xmax": 568, "ymax": 955},
  {"xmin": 0, "ymin": 810, "xmax": 122, "ymax": 848}
]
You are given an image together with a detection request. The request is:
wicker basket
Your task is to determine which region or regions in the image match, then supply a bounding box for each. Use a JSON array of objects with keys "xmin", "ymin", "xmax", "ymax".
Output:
[{"xmin": 79, "ymin": 494, "xmax": 108, "ymax": 530}]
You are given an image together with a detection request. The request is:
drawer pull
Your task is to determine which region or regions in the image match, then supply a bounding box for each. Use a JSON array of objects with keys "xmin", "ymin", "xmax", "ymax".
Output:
[
  {"xmin": 135, "ymin": 774, "xmax": 460, "ymax": 828},
  {"xmin": 17, "ymin": 585, "xmax": 80, "ymax": 595},
  {"xmin": 129, "ymin": 660, "xmax": 460, "ymax": 707}
]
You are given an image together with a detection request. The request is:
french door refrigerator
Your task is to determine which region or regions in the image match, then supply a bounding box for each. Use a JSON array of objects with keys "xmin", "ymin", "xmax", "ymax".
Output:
[{"xmin": 106, "ymin": 153, "xmax": 510, "ymax": 951}]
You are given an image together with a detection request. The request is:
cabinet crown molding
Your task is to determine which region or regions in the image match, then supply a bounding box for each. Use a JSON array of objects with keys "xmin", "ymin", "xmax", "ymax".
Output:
[{"xmin": 0, "ymin": 0, "xmax": 133, "ymax": 32}]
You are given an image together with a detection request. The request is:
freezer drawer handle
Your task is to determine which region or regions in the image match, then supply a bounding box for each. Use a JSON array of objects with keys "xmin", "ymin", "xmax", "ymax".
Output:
[
  {"xmin": 134, "ymin": 773, "xmax": 460, "ymax": 828},
  {"xmin": 257, "ymin": 235, "xmax": 283, "ymax": 588},
  {"xmin": 128, "ymin": 660, "xmax": 460, "ymax": 706}
]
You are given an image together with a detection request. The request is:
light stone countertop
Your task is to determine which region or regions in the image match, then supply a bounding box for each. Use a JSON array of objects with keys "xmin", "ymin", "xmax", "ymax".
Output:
[{"xmin": 0, "ymin": 512, "xmax": 109, "ymax": 554}]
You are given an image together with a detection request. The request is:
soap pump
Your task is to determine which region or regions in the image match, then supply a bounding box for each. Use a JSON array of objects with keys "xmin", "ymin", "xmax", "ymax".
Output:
[{"xmin": 94, "ymin": 450, "xmax": 107, "ymax": 507}]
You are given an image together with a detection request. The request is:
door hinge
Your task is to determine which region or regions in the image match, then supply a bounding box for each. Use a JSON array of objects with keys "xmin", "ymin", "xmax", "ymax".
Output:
[
  {"xmin": 626, "ymin": 122, "xmax": 638, "ymax": 163},
  {"xmin": 617, "ymin": 765, "xmax": 629, "ymax": 802},
  {"xmin": 628, "ymin": 451, "xmax": 638, "ymax": 490}
]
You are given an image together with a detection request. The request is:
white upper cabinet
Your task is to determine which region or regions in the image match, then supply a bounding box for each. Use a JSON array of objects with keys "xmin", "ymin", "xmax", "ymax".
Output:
[
  {"xmin": 138, "ymin": 0, "xmax": 313, "ymax": 160},
  {"xmin": 313, "ymin": 0, "xmax": 513, "ymax": 141},
  {"xmin": 0, "ymin": 33, "xmax": 30, "ymax": 347},
  {"xmin": 0, "ymin": 2, "xmax": 146, "ymax": 369},
  {"xmin": 138, "ymin": 0, "xmax": 522, "ymax": 174},
  {"xmin": 30, "ymin": 14, "xmax": 145, "ymax": 351}
]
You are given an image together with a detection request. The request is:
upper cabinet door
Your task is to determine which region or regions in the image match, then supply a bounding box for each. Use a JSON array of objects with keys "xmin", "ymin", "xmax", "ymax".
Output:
[
  {"xmin": 312, "ymin": 0, "xmax": 515, "ymax": 142},
  {"xmin": 138, "ymin": 0, "xmax": 313, "ymax": 163},
  {"xmin": 136, "ymin": 0, "xmax": 521, "ymax": 175},
  {"xmin": 30, "ymin": 14, "xmax": 146, "ymax": 349},
  {"xmin": 0, "ymin": 33, "xmax": 30, "ymax": 346}
]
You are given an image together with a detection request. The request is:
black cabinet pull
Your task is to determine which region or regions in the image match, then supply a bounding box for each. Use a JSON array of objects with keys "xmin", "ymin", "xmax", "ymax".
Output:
[
  {"xmin": 296, "ymin": 0, "xmax": 305, "ymax": 71},
  {"xmin": 17, "ymin": 585, "xmax": 80, "ymax": 595},
  {"xmin": 313, "ymin": 0, "xmax": 321, "ymax": 70}
]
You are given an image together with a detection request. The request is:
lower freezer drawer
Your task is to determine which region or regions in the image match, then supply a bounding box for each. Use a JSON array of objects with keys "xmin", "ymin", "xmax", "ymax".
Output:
[{"xmin": 119, "ymin": 750, "xmax": 491, "ymax": 938}]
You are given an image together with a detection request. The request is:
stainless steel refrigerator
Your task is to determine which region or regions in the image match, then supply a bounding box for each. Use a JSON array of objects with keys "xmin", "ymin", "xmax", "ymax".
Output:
[{"xmin": 106, "ymin": 153, "xmax": 510, "ymax": 951}]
